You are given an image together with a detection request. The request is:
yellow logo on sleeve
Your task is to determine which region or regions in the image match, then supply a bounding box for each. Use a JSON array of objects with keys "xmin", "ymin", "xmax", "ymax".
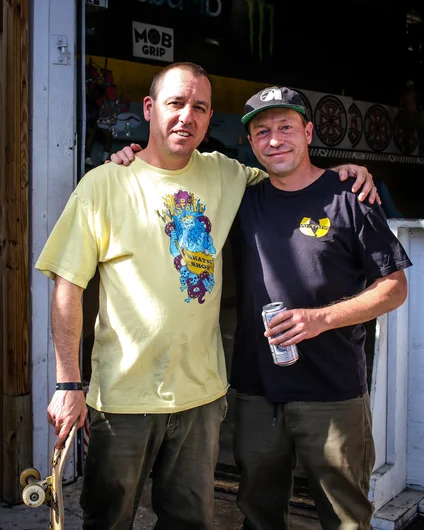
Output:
[{"xmin": 299, "ymin": 217, "xmax": 331, "ymax": 238}]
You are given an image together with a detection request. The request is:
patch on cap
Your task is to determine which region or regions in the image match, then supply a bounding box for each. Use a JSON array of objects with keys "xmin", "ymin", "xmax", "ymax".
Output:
[{"xmin": 242, "ymin": 86, "xmax": 308, "ymax": 125}]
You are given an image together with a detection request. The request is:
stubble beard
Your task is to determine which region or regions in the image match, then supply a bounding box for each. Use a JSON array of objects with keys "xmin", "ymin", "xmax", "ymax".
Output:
[{"xmin": 263, "ymin": 157, "xmax": 297, "ymax": 179}]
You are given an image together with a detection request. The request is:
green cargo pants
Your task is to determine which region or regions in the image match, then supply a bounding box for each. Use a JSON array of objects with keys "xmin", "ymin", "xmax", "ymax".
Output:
[
  {"xmin": 234, "ymin": 393, "xmax": 375, "ymax": 530},
  {"xmin": 81, "ymin": 396, "xmax": 227, "ymax": 530}
]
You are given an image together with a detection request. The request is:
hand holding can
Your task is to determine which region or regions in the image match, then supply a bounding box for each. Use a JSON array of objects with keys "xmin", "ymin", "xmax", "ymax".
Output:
[{"xmin": 262, "ymin": 302, "xmax": 299, "ymax": 366}]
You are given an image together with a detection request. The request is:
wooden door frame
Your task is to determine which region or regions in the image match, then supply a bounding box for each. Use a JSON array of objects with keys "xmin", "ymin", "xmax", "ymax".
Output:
[
  {"xmin": 0, "ymin": 0, "xmax": 31, "ymax": 503},
  {"xmin": 0, "ymin": 0, "xmax": 3, "ymax": 502}
]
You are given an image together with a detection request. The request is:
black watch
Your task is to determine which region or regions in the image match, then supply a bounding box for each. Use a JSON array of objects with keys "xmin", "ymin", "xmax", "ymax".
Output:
[{"xmin": 56, "ymin": 382, "xmax": 83, "ymax": 391}]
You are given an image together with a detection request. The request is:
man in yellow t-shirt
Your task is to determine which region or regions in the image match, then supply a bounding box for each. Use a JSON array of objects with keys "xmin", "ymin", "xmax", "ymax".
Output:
[{"xmin": 36, "ymin": 62, "xmax": 376, "ymax": 530}]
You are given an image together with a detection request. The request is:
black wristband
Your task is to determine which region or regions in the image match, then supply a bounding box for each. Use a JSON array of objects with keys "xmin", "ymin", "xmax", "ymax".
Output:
[{"xmin": 56, "ymin": 382, "xmax": 83, "ymax": 391}]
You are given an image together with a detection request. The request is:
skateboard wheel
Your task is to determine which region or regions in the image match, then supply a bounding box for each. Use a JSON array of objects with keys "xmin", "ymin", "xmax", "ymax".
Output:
[
  {"xmin": 22, "ymin": 483, "xmax": 46, "ymax": 507},
  {"xmin": 20, "ymin": 468, "xmax": 41, "ymax": 487}
]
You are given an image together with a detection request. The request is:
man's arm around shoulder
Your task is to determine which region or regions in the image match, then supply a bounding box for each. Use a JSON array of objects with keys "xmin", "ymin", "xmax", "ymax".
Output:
[
  {"xmin": 266, "ymin": 270, "xmax": 408, "ymax": 347},
  {"xmin": 48, "ymin": 275, "xmax": 87, "ymax": 448},
  {"xmin": 108, "ymin": 145, "xmax": 379, "ymax": 202}
]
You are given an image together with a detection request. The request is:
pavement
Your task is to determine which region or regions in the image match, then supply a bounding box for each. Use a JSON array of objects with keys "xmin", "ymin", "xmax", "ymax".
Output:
[{"xmin": 0, "ymin": 479, "xmax": 321, "ymax": 529}]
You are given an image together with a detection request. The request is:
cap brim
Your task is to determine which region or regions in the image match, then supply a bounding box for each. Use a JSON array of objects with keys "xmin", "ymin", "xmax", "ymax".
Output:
[{"xmin": 241, "ymin": 104, "xmax": 307, "ymax": 125}]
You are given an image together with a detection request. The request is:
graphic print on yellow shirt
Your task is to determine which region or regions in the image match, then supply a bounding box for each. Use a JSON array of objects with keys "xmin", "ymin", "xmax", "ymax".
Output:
[
  {"xmin": 159, "ymin": 189, "xmax": 215, "ymax": 304},
  {"xmin": 299, "ymin": 217, "xmax": 331, "ymax": 238}
]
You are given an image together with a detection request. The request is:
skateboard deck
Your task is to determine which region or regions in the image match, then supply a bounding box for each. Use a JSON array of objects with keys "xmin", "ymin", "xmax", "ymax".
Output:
[{"xmin": 20, "ymin": 423, "xmax": 77, "ymax": 530}]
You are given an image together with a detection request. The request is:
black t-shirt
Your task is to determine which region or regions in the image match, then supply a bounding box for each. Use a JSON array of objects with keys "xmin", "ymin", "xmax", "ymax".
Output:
[
  {"xmin": 230, "ymin": 170, "xmax": 412, "ymax": 402},
  {"xmin": 198, "ymin": 136, "xmax": 227, "ymax": 154}
]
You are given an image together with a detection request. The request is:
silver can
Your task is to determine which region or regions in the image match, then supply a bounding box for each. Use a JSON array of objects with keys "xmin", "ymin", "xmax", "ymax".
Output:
[{"xmin": 262, "ymin": 302, "xmax": 299, "ymax": 366}]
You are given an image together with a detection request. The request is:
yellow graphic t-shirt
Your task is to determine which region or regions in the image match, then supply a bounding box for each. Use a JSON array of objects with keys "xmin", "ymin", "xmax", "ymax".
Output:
[{"xmin": 35, "ymin": 151, "xmax": 265, "ymax": 413}]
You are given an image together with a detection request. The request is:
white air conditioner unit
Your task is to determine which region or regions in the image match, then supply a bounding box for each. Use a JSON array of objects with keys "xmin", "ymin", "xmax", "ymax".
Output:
[{"xmin": 86, "ymin": 0, "xmax": 108, "ymax": 10}]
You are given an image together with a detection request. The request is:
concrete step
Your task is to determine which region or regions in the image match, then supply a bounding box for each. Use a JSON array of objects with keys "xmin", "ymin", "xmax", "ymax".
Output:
[{"xmin": 372, "ymin": 489, "xmax": 424, "ymax": 530}]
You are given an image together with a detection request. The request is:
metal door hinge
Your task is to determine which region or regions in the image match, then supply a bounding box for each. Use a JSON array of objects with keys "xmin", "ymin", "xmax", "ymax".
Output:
[{"xmin": 51, "ymin": 35, "xmax": 69, "ymax": 65}]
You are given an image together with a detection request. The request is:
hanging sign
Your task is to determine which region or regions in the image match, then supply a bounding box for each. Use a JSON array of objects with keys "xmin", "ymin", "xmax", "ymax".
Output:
[{"xmin": 132, "ymin": 21, "xmax": 174, "ymax": 62}]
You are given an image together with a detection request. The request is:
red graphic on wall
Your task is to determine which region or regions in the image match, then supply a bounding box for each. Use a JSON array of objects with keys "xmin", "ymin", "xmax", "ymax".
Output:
[
  {"xmin": 348, "ymin": 103, "xmax": 363, "ymax": 147},
  {"xmin": 314, "ymin": 96, "xmax": 347, "ymax": 146},
  {"xmin": 364, "ymin": 105, "xmax": 391, "ymax": 152}
]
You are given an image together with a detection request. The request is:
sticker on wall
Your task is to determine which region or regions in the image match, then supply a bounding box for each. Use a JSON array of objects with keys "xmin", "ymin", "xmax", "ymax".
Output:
[
  {"xmin": 314, "ymin": 95, "xmax": 347, "ymax": 146},
  {"xmin": 132, "ymin": 21, "xmax": 174, "ymax": 63},
  {"xmin": 348, "ymin": 103, "xmax": 363, "ymax": 147},
  {"xmin": 393, "ymin": 111, "xmax": 419, "ymax": 155},
  {"xmin": 364, "ymin": 105, "xmax": 391, "ymax": 152}
]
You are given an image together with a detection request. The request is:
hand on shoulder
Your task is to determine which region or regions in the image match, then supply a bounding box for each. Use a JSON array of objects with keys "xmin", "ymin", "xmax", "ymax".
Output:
[
  {"xmin": 104, "ymin": 143, "xmax": 142, "ymax": 166},
  {"xmin": 335, "ymin": 164, "xmax": 381, "ymax": 205}
]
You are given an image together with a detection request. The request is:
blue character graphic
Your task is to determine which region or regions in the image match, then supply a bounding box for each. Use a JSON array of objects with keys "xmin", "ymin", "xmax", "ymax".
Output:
[{"xmin": 161, "ymin": 190, "xmax": 215, "ymax": 304}]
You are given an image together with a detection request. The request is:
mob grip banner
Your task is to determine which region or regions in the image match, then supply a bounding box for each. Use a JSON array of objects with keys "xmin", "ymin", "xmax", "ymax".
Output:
[{"xmin": 132, "ymin": 21, "xmax": 174, "ymax": 62}]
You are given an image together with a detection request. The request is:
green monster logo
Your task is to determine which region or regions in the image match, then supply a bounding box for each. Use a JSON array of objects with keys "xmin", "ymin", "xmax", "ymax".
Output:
[{"xmin": 246, "ymin": 0, "xmax": 275, "ymax": 61}]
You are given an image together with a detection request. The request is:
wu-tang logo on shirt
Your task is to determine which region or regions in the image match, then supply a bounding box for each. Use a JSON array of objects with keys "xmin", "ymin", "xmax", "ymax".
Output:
[{"xmin": 299, "ymin": 217, "xmax": 331, "ymax": 238}]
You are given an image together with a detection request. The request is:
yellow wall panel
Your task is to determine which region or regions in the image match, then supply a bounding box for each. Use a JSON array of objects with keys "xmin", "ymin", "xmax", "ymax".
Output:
[{"xmin": 87, "ymin": 56, "xmax": 270, "ymax": 114}]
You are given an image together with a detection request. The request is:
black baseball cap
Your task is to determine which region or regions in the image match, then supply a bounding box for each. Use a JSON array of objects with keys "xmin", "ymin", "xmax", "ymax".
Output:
[{"xmin": 241, "ymin": 86, "xmax": 308, "ymax": 126}]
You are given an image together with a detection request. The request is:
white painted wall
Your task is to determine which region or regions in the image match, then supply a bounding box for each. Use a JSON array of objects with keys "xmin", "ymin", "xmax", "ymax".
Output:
[
  {"xmin": 30, "ymin": 0, "xmax": 78, "ymax": 480},
  {"xmin": 406, "ymin": 228, "xmax": 424, "ymax": 490},
  {"xmin": 370, "ymin": 220, "xmax": 424, "ymax": 516}
]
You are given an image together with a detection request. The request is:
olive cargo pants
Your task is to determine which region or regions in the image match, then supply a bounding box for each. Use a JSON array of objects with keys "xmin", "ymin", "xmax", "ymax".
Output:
[
  {"xmin": 234, "ymin": 393, "xmax": 375, "ymax": 530},
  {"xmin": 81, "ymin": 396, "xmax": 227, "ymax": 529}
]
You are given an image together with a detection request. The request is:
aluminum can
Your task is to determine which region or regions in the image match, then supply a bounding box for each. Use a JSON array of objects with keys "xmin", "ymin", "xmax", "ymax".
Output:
[{"xmin": 262, "ymin": 302, "xmax": 299, "ymax": 366}]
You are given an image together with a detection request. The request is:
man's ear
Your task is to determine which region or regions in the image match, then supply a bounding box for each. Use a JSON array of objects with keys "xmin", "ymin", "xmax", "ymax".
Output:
[
  {"xmin": 143, "ymin": 96, "xmax": 153, "ymax": 122},
  {"xmin": 306, "ymin": 122, "xmax": 314, "ymax": 145}
]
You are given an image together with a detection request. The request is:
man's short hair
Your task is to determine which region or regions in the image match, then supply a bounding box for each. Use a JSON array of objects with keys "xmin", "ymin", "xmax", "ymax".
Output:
[{"xmin": 149, "ymin": 62, "xmax": 214, "ymax": 105}]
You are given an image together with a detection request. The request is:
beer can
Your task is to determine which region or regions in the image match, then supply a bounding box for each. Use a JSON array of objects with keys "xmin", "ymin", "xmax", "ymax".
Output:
[{"xmin": 262, "ymin": 302, "xmax": 299, "ymax": 366}]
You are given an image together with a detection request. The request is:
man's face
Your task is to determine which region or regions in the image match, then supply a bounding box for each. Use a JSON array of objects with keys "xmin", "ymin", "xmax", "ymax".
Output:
[
  {"xmin": 248, "ymin": 108, "xmax": 313, "ymax": 177},
  {"xmin": 144, "ymin": 68, "xmax": 213, "ymax": 163}
]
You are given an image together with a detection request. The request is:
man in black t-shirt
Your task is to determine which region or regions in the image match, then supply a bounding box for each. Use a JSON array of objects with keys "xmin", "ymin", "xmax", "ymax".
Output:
[{"xmin": 230, "ymin": 87, "xmax": 412, "ymax": 530}]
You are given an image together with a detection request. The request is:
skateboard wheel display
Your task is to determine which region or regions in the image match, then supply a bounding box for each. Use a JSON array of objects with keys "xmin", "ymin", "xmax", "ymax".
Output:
[
  {"xmin": 22, "ymin": 483, "xmax": 46, "ymax": 507},
  {"xmin": 20, "ymin": 467, "xmax": 41, "ymax": 487}
]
